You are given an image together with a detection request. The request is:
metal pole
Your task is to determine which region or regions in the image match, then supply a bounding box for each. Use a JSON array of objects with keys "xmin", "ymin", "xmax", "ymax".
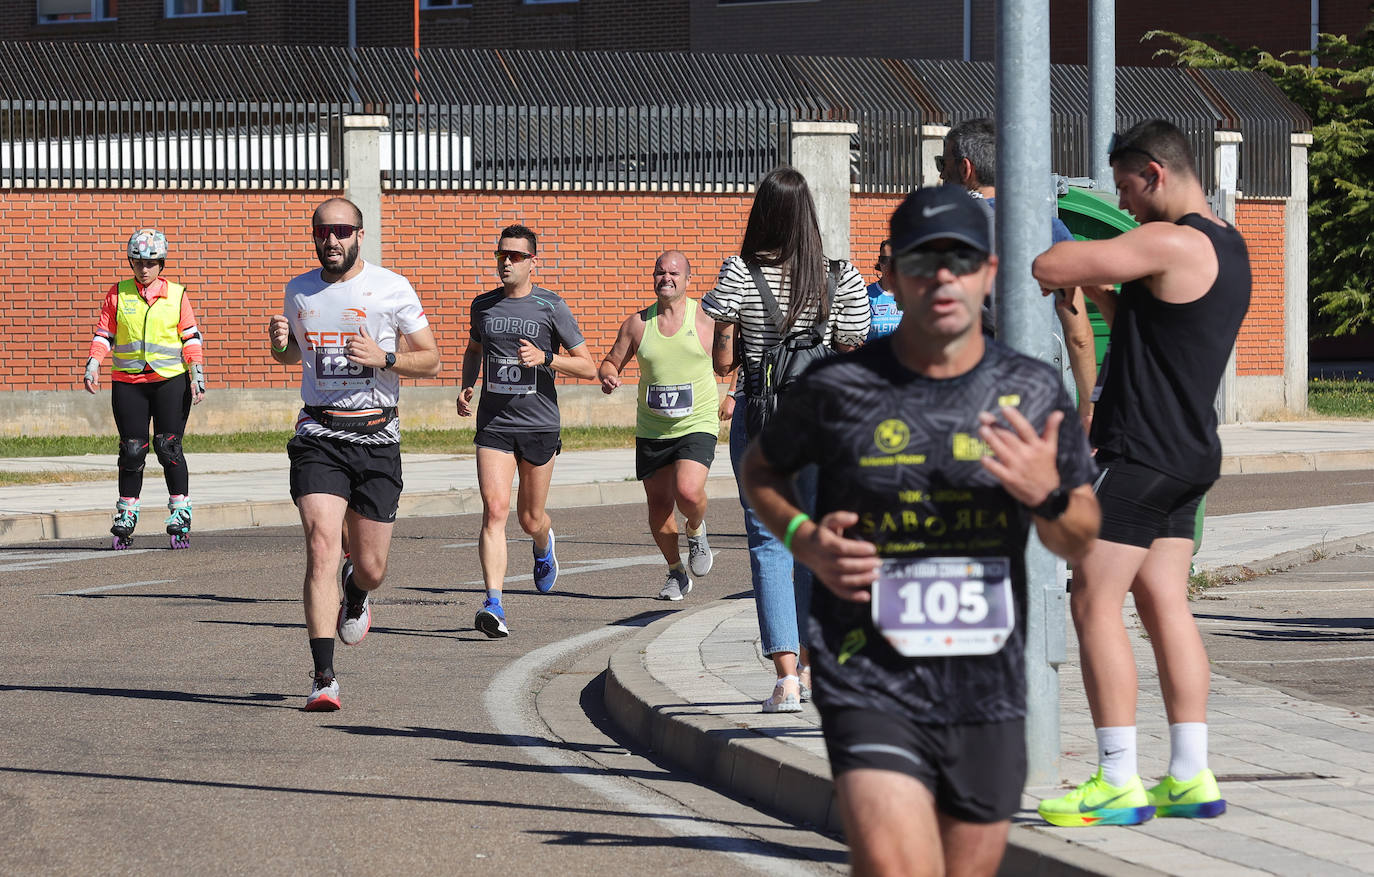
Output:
[
  {"xmin": 1089, "ymin": 0, "xmax": 1115, "ymax": 190},
  {"xmin": 963, "ymin": 0, "xmax": 973, "ymax": 61},
  {"xmin": 996, "ymin": 0, "xmax": 1063, "ymax": 790},
  {"xmin": 348, "ymin": 0, "xmax": 356, "ymax": 48}
]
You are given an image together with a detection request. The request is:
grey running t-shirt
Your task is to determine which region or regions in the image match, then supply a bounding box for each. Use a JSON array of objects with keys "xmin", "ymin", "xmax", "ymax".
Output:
[
  {"xmin": 757, "ymin": 339, "xmax": 1097, "ymax": 724},
  {"xmin": 470, "ymin": 285, "xmax": 585, "ymax": 433}
]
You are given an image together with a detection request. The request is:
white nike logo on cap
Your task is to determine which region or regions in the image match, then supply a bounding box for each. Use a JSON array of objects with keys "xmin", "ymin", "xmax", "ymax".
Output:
[{"xmin": 922, "ymin": 204, "xmax": 957, "ymax": 218}]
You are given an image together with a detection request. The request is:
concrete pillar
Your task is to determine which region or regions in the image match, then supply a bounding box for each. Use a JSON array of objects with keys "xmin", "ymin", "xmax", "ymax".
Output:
[
  {"xmin": 789, "ymin": 121, "xmax": 858, "ymax": 259},
  {"xmin": 343, "ymin": 114, "xmax": 388, "ymax": 267},
  {"xmin": 1088, "ymin": 0, "xmax": 1116, "ymax": 190},
  {"xmin": 1212, "ymin": 130, "xmax": 1242, "ymax": 423},
  {"xmin": 921, "ymin": 124, "xmax": 950, "ymax": 188},
  {"xmin": 1285, "ymin": 133, "xmax": 1313, "ymax": 414}
]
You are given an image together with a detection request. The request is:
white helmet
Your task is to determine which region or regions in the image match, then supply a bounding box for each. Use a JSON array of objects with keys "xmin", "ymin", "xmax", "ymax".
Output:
[{"xmin": 128, "ymin": 229, "xmax": 168, "ymax": 261}]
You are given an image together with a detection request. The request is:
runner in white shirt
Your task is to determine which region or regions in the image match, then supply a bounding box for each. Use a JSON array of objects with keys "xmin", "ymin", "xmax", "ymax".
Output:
[{"xmin": 268, "ymin": 197, "xmax": 441, "ymax": 712}]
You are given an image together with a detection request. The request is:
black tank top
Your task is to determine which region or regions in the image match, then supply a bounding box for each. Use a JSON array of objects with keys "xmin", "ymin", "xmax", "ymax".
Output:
[{"xmin": 1089, "ymin": 213, "xmax": 1251, "ymax": 484}]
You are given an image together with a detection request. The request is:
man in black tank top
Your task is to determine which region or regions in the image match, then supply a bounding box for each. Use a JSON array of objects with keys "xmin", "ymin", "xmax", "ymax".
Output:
[{"xmin": 1032, "ymin": 119, "xmax": 1251, "ymax": 826}]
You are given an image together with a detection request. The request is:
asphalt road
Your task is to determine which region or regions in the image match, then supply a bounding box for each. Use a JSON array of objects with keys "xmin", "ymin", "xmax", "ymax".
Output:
[
  {"xmin": 2, "ymin": 469, "xmax": 1371, "ymax": 874},
  {"xmin": 0, "ymin": 503, "xmax": 846, "ymax": 876}
]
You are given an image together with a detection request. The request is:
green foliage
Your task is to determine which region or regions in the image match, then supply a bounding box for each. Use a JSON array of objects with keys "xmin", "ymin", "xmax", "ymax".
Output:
[
  {"xmin": 1148, "ymin": 27, "xmax": 1374, "ymax": 337},
  {"xmin": 1308, "ymin": 376, "xmax": 1374, "ymax": 416}
]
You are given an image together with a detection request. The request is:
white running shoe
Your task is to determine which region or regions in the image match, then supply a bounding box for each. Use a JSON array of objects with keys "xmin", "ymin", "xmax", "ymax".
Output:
[
  {"xmin": 761, "ymin": 675, "xmax": 802, "ymax": 713},
  {"xmin": 687, "ymin": 527, "xmax": 713, "ymax": 577},
  {"xmin": 305, "ymin": 671, "xmax": 340, "ymax": 711},
  {"xmin": 337, "ymin": 594, "xmax": 371, "ymax": 645}
]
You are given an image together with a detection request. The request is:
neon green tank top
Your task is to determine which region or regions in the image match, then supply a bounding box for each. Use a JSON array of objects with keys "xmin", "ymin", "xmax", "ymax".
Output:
[{"xmin": 636, "ymin": 297, "xmax": 719, "ymax": 440}]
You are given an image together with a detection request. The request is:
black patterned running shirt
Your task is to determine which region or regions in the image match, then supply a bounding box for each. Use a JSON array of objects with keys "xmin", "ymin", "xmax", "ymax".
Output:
[{"xmin": 757, "ymin": 338, "xmax": 1097, "ymax": 724}]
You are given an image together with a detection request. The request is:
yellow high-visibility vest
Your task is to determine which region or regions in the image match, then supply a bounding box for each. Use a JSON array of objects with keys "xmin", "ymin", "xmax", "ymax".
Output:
[{"xmin": 112, "ymin": 279, "xmax": 188, "ymax": 378}]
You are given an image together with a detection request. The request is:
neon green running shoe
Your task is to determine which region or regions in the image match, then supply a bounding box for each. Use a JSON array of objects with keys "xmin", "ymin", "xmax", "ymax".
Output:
[
  {"xmin": 1038, "ymin": 767, "xmax": 1155, "ymax": 827},
  {"xmin": 1147, "ymin": 769, "xmax": 1226, "ymax": 818}
]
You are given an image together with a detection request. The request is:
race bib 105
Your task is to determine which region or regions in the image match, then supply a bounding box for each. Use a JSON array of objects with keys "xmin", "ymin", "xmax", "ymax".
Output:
[{"xmin": 871, "ymin": 556, "xmax": 1014, "ymax": 657}]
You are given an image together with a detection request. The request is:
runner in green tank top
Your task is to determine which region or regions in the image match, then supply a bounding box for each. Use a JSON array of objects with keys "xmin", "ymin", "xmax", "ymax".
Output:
[{"xmin": 600, "ymin": 251, "xmax": 722, "ymax": 600}]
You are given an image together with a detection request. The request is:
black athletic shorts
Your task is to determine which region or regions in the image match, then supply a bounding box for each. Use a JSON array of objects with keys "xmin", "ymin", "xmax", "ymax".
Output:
[
  {"xmin": 475, "ymin": 428, "xmax": 562, "ymax": 467},
  {"xmin": 821, "ymin": 707, "xmax": 1027, "ymax": 823},
  {"xmin": 1093, "ymin": 453, "xmax": 1210, "ymax": 548},
  {"xmin": 287, "ymin": 433, "xmax": 402, "ymax": 523},
  {"xmin": 635, "ymin": 432, "xmax": 718, "ymax": 481}
]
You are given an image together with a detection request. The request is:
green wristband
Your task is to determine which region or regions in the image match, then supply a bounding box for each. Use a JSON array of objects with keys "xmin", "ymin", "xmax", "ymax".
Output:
[{"xmin": 782, "ymin": 513, "xmax": 811, "ymax": 553}]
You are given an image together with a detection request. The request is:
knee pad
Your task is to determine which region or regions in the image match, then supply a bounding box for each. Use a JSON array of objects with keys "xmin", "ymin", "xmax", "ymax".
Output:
[
  {"xmin": 118, "ymin": 438, "xmax": 148, "ymax": 473},
  {"xmin": 152, "ymin": 433, "xmax": 185, "ymax": 470}
]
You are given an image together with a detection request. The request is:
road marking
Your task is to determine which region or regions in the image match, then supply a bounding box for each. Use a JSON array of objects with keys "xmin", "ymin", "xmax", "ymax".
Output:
[
  {"xmin": 0, "ymin": 548, "xmax": 153, "ymax": 572},
  {"xmin": 461, "ymin": 553, "xmax": 669, "ymax": 586},
  {"xmin": 43, "ymin": 579, "xmax": 173, "ymax": 596},
  {"xmin": 1214, "ymin": 656, "xmax": 1374, "ymax": 665},
  {"xmin": 1215, "ymin": 586, "xmax": 1374, "ymax": 595},
  {"xmin": 486, "ymin": 627, "xmax": 824, "ymax": 877}
]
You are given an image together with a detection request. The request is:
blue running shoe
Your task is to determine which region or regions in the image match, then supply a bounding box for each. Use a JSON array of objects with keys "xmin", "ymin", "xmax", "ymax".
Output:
[
  {"xmin": 475, "ymin": 597, "xmax": 509, "ymax": 638},
  {"xmin": 533, "ymin": 530, "xmax": 558, "ymax": 594}
]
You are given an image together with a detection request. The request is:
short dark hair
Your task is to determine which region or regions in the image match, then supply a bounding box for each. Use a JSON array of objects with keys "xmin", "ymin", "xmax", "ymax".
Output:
[
  {"xmin": 946, "ymin": 118, "xmax": 996, "ymax": 187},
  {"xmin": 1109, "ymin": 119, "xmax": 1197, "ymax": 180},
  {"xmin": 498, "ymin": 223, "xmax": 537, "ymax": 255},
  {"xmin": 878, "ymin": 238, "xmax": 892, "ymax": 255}
]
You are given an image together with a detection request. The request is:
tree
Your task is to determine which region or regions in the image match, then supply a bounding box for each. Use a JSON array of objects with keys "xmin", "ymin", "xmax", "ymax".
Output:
[{"xmin": 1149, "ymin": 27, "xmax": 1374, "ymax": 337}]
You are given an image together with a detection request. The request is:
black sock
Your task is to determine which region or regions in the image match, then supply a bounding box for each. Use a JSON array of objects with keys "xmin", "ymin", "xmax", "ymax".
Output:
[
  {"xmin": 309, "ymin": 637, "xmax": 335, "ymax": 677},
  {"xmin": 343, "ymin": 570, "xmax": 368, "ymax": 605}
]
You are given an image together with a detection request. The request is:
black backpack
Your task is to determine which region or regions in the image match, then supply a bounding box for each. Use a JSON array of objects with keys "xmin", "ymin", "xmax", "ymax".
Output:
[{"xmin": 742, "ymin": 259, "xmax": 841, "ymax": 438}]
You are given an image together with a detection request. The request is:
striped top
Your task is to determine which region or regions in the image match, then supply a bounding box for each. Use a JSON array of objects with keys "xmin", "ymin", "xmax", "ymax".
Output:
[{"xmin": 700, "ymin": 255, "xmax": 869, "ymax": 373}]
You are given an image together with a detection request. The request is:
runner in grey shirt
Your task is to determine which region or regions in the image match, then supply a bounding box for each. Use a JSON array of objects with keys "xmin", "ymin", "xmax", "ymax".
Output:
[{"xmin": 456, "ymin": 223, "xmax": 597, "ymax": 638}]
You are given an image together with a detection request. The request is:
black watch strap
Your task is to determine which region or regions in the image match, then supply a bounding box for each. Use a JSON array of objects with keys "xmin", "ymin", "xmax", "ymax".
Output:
[
  {"xmin": 382, "ymin": 351, "xmax": 396, "ymax": 371},
  {"xmin": 1030, "ymin": 485, "xmax": 1070, "ymax": 520},
  {"xmin": 544, "ymin": 349, "xmax": 554, "ymax": 367}
]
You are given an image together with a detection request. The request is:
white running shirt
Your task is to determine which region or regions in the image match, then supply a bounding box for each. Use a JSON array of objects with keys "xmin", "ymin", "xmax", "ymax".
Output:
[{"xmin": 283, "ymin": 261, "xmax": 429, "ymax": 445}]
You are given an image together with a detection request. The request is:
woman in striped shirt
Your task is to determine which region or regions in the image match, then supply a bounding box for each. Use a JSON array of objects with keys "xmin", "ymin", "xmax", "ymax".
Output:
[{"xmin": 703, "ymin": 166, "xmax": 869, "ymax": 713}]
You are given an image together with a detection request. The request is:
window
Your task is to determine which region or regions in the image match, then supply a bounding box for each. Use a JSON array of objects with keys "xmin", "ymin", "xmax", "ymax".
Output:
[
  {"xmin": 37, "ymin": 0, "xmax": 115, "ymax": 22},
  {"xmin": 422, "ymin": 0, "xmax": 472, "ymax": 7},
  {"xmin": 165, "ymin": 0, "xmax": 244, "ymax": 17}
]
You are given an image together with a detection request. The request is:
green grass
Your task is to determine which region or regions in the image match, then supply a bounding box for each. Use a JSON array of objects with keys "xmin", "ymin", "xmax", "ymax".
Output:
[
  {"xmin": 0, "ymin": 426, "xmax": 648, "ymax": 458},
  {"xmin": 1309, "ymin": 377, "xmax": 1374, "ymax": 418}
]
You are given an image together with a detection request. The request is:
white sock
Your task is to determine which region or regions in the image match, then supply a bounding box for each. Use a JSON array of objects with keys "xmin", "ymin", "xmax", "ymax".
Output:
[
  {"xmin": 485, "ymin": 589, "xmax": 502, "ymax": 603},
  {"xmin": 1168, "ymin": 722, "xmax": 1208, "ymax": 781},
  {"xmin": 1096, "ymin": 726, "xmax": 1137, "ymax": 786},
  {"xmin": 686, "ymin": 520, "xmax": 705, "ymax": 537}
]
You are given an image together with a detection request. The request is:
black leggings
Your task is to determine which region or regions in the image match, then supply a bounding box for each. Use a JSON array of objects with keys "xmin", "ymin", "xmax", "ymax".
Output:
[{"xmin": 111, "ymin": 375, "xmax": 192, "ymax": 498}]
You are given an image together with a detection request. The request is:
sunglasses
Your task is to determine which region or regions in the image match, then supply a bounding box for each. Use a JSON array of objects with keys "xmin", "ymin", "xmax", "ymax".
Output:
[
  {"xmin": 1107, "ymin": 133, "xmax": 1164, "ymax": 167},
  {"xmin": 896, "ymin": 247, "xmax": 988, "ymax": 278},
  {"xmin": 934, "ymin": 154, "xmax": 946, "ymax": 173},
  {"xmin": 495, "ymin": 249, "xmax": 534, "ymax": 263},
  {"xmin": 313, "ymin": 223, "xmax": 360, "ymax": 242},
  {"xmin": 875, "ymin": 255, "xmax": 891, "ymax": 269}
]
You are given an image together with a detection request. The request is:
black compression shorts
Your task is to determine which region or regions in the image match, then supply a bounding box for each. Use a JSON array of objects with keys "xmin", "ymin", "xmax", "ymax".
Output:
[{"xmin": 1093, "ymin": 453, "xmax": 1209, "ymax": 548}]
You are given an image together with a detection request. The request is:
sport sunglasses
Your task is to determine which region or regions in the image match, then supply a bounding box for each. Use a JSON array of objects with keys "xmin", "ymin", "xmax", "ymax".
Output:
[
  {"xmin": 495, "ymin": 249, "xmax": 534, "ymax": 263},
  {"xmin": 1107, "ymin": 133, "xmax": 1165, "ymax": 167},
  {"xmin": 312, "ymin": 223, "xmax": 360, "ymax": 241},
  {"xmin": 896, "ymin": 247, "xmax": 988, "ymax": 278}
]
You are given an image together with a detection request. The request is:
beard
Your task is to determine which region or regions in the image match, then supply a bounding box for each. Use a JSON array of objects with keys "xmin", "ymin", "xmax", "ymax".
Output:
[{"xmin": 317, "ymin": 238, "xmax": 360, "ymax": 275}]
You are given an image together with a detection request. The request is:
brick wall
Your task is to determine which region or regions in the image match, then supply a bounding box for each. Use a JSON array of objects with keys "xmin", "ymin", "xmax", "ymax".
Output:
[
  {"xmin": 0, "ymin": 188, "xmax": 1286, "ymax": 396},
  {"xmin": 1234, "ymin": 199, "xmax": 1286, "ymax": 377}
]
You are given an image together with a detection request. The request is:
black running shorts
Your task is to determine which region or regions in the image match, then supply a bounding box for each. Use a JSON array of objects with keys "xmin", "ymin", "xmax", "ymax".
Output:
[
  {"xmin": 821, "ymin": 707, "xmax": 1027, "ymax": 823},
  {"xmin": 635, "ymin": 432, "xmax": 718, "ymax": 481},
  {"xmin": 475, "ymin": 428, "xmax": 562, "ymax": 467},
  {"xmin": 1093, "ymin": 453, "xmax": 1209, "ymax": 548},
  {"xmin": 287, "ymin": 433, "xmax": 402, "ymax": 523}
]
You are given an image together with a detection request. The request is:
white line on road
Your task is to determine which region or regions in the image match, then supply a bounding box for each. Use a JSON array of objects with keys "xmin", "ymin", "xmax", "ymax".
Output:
[
  {"xmin": 485, "ymin": 626, "xmax": 824, "ymax": 877},
  {"xmin": 1213, "ymin": 587, "xmax": 1374, "ymax": 595},
  {"xmin": 43, "ymin": 579, "xmax": 173, "ymax": 596},
  {"xmin": 1214, "ymin": 656, "xmax": 1374, "ymax": 665},
  {"xmin": 0, "ymin": 548, "xmax": 153, "ymax": 572}
]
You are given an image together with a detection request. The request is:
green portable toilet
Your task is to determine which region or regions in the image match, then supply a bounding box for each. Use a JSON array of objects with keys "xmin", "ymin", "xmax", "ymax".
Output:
[{"xmin": 1054, "ymin": 186, "xmax": 1206, "ymax": 554}]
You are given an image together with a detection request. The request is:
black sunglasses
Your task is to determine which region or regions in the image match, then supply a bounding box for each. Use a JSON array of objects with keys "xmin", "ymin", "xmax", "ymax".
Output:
[
  {"xmin": 313, "ymin": 223, "xmax": 360, "ymax": 242},
  {"xmin": 495, "ymin": 249, "xmax": 534, "ymax": 263},
  {"xmin": 896, "ymin": 247, "xmax": 987, "ymax": 278},
  {"xmin": 1107, "ymin": 133, "xmax": 1165, "ymax": 167}
]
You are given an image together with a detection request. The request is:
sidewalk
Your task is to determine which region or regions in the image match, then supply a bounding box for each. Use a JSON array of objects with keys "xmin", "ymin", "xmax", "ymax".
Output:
[{"xmin": 4, "ymin": 420, "xmax": 1374, "ymax": 875}]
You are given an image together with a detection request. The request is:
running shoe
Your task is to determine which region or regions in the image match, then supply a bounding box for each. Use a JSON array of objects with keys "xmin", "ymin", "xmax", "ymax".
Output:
[
  {"xmin": 336, "ymin": 560, "xmax": 371, "ymax": 645},
  {"xmin": 657, "ymin": 567, "xmax": 693, "ymax": 601},
  {"xmin": 687, "ymin": 527, "xmax": 713, "ymax": 577},
  {"xmin": 305, "ymin": 671, "xmax": 340, "ymax": 711},
  {"xmin": 533, "ymin": 530, "xmax": 559, "ymax": 594},
  {"xmin": 1147, "ymin": 769, "xmax": 1227, "ymax": 818},
  {"xmin": 1037, "ymin": 768, "xmax": 1155, "ymax": 827},
  {"xmin": 475, "ymin": 597, "xmax": 509, "ymax": 638},
  {"xmin": 761, "ymin": 676, "xmax": 802, "ymax": 714}
]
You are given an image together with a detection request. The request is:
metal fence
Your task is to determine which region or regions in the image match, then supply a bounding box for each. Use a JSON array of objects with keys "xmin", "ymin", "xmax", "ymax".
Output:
[{"xmin": 0, "ymin": 42, "xmax": 1309, "ymax": 195}]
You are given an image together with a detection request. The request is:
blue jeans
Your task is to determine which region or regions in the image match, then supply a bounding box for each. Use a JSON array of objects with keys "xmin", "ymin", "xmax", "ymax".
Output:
[{"xmin": 730, "ymin": 412, "xmax": 815, "ymax": 657}]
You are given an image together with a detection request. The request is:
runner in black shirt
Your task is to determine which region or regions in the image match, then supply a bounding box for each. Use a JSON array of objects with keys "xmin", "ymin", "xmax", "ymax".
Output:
[
  {"xmin": 742, "ymin": 185, "xmax": 1100, "ymax": 877},
  {"xmin": 1033, "ymin": 119, "xmax": 1251, "ymax": 826}
]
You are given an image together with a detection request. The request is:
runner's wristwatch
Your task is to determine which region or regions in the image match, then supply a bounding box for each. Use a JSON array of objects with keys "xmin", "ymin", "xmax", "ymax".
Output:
[
  {"xmin": 382, "ymin": 352, "xmax": 396, "ymax": 370},
  {"xmin": 1029, "ymin": 485, "xmax": 1069, "ymax": 520}
]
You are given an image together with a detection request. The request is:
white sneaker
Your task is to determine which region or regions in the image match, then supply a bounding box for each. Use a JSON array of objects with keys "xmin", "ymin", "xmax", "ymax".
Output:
[
  {"xmin": 687, "ymin": 527, "xmax": 713, "ymax": 577},
  {"xmin": 305, "ymin": 671, "xmax": 340, "ymax": 711},
  {"xmin": 337, "ymin": 593, "xmax": 371, "ymax": 646},
  {"xmin": 761, "ymin": 675, "xmax": 802, "ymax": 713},
  {"xmin": 657, "ymin": 567, "xmax": 693, "ymax": 601}
]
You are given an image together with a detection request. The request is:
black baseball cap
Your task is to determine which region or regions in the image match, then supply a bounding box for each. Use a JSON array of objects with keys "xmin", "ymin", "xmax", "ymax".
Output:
[{"xmin": 889, "ymin": 184, "xmax": 993, "ymax": 255}]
